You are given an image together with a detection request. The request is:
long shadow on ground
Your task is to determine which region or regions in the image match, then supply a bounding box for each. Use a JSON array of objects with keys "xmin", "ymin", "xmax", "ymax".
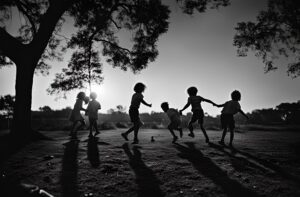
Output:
[
  {"xmin": 61, "ymin": 140, "xmax": 79, "ymax": 197},
  {"xmin": 174, "ymin": 142, "xmax": 261, "ymax": 197},
  {"xmin": 122, "ymin": 143, "xmax": 165, "ymax": 197},
  {"xmin": 228, "ymin": 144, "xmax": 300, "ymax": 184},
  {"xmin": 87, "ymin": 136, "xmax": 100, "ymax": 168},
  {"xmin": 208, "ymin": 142, "xmax": 269, "ymax": 173}
]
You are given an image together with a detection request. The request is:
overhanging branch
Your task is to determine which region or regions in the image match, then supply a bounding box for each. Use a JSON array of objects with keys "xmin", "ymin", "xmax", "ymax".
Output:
[
  {"xmin": 14, "ymin": 0, "xmax": 37, "ymax": 36},
  {"xmin": 95, "ymin": 38, "xmax": 131, "ymax": 53},
  {"xmin": 0, "ymin": 28, "xmax": 23, "ymax": 63}
]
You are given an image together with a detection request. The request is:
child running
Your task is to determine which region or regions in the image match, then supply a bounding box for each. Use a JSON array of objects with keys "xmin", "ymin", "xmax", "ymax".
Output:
[
  {"xmin": 179, "ymin": 86, "xmax": 217, "ymax": 143},
  {"xmin": 121, "ymin": 83, "xmax": 152, "ymax": 144},
  {"xmin": 161, "ymin": 102, "xmax": 183, "ymax": 143},
  {"xmin": 86, "ymin": 92, "xmax": 101, "ymax": 137},
  {"xmin": 69, "ymin": 92, "xmax": 87, "ymax": 139},
  {"xmin": 216, "ymin": 90, "xmax": 249, "ymax": 147}
]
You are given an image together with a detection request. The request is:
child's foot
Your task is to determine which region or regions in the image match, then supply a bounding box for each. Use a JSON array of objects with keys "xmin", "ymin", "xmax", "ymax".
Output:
[
  {"xmin": 94, "ymin": 131, "xmax": 100, "ymax": 136},
  {"xmin": 179, "ymin": 129, "xmax": 183, "ymax": 138},
  {"xmin": 218, "ymin": 141, "xmax": 225, "ymax": 146},
  {"xmin": 172, "ymin": 136, "xmax": 178, "ymax": 143},
  {"xmin": 88, "ymin": 133, "xmax": 93, "ymax": 138},
  {"xmin": 229, "ymin": 143, "xmax": 234, "ymax": 148},
  {"xmin": 188, "ymin": 132, "xmax": 195, "ymax": 138},
  {"xmin": 121, "ymin": 133, "xmax": 129, "ymax": 141},
  {"xmin": 205, "ymin": 138, "xmax": 210, "ymax": 143},
  {"xmin": 132, "ymin": 139, "xmax": 139, "ymax": 144}
]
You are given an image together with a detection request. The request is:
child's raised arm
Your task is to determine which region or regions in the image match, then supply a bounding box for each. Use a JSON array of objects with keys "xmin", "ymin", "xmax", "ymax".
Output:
[
  {"xmin": 141, "ymin": 99, "xmax": 152, "ymax": 107},
  {"xmin": 239, "ymin": 109, "xmax": 249, "ymax": 119}
]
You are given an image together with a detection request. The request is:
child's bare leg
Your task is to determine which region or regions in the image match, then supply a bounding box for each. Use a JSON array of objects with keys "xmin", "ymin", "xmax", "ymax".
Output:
[
  {"xmin": 177, "ymin": 128, "xmax": 183, "ymax": 138},
  {"xmin": 121, "ymin": 126, "xmax": 134, "ymax": 141},
  {"xmin": 168, "ymin": 125, "xmax": 177, "ymax": 138},
  {"xmin": 70, "ymin": 121, "xmax": 81, "ymax": 138},
  {"xmin": 89, "ymin": 121, "xmax": 93, "ymax": 136},
  {"xmin": 219, "ymin": 128, "xmax": 227, "ymax": 145},
  {"xmin": 94, "ymin": 122, "xmax": 99, "ymax": 136},
  {"xmin": 200, "ymin": 124, "xmax": 209, "ymax": 143},
  {"xmin": 69, "ymin": 122, "xmax": 76, "ymax": 135},
  {"xmin": 188, "ymin": 121, "xmax": 195, "ymax": 137},
  {"xmin": 133, "ymin": 123, "xmax": 140, "ymax": 144},
  {"xmin": 229, "ymin": 128, "xmax": 234, "ymax": 147}
]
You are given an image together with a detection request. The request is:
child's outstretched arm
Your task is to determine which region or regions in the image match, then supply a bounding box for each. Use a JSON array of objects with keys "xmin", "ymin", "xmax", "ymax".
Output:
[
  {"xmin": 180, "ymin": 102, "xmax": 190, "ymax": 113},
  {"xmin": 202, "ymin": 98, "xmax": 218, "ymax": 106},
  {"xmin": 239, "ymin": 109, "xmax": 249, "ymax": 119},
  {"xmin": 141, "ymin": 99, "xmax": 152, "ymax": 107},
  {"xmin": 214, "ymin": 103, "xmax": 225, "ymax": 108}
]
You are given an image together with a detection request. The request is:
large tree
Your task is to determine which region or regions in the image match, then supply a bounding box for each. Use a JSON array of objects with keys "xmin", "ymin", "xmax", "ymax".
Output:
[
  {"xmin": 233, "ymin": 0, "xmax": 300, "ymax": 77},
  {"xmin": 0, "ymin": 0, "xmax": 229, "ymax": 140}
]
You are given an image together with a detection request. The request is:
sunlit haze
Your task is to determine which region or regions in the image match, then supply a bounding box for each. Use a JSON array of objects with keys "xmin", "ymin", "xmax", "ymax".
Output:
[{"xmin": 0, "ymin": 0, "xmax": 299, "ymax": 116}]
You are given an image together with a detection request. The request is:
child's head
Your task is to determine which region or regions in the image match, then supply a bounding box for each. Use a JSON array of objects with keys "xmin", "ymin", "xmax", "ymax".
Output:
[
  {"xmin": 187, "ymin": 86, "xmax": 198, "ymax": 96},
  {"xmin": 161, "ymin": 102, "xmax": 169, "ymax": 112},
  {"xmin": 134, "ymin": 82, "xmax": 146, "ymax": 93},
  {"xmin": 84, "ymin": 96, "xmax": 90, "ymax": 104},
  {"xmin": 90, "ymin": 92, "xmax": 97, "ymax": 100},
  {"xmin": 77, "ymin": 92, "xmax": 86, "ymax": 100},
  {"xmin": 231, "ymin": 90, "xmax": 241, "ymax": 101}
]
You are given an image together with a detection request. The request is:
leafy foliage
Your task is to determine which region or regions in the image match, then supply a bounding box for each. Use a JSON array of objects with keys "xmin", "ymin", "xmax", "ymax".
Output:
[
  {"xmin": 234, "ymin": 0, "xmax": 300, "ymax": 77},
  {"xmin": 176, "ymin": 0, "xmax": 230, "ymax": 14},
  {"xmin": 47, "ymin": 41, "xmax": 103, "ymax": 96},
  {"xmin": 276, "ymin": 101, "xmax": 300, "ymax": 124},
  {"xmin": 0, "ymin": 1, "xmax": 65, "ymax": 74},
  {"xmin": 0, "ymin": 94, "xmax": 15, "ymax": 117}
]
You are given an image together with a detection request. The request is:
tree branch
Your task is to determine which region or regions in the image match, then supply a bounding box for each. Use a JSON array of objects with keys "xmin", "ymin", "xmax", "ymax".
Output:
[
  {"xmin": 110, "ymin": 18, "xmax": 121, "ymax": 29},
  {"xmin": 30, "ymin": 0, "xmax": 71, "ymax": 63},
  {"xmin": 14, "ymin": 0, "xmax": 37, "ymax": 36},
  {"xmin": 0, "ymin": 28, "xmax": 23, "ymax": 63},
  {"xmin": 94, "ymin": 38, "xmax": 131, "ymax": 53}
]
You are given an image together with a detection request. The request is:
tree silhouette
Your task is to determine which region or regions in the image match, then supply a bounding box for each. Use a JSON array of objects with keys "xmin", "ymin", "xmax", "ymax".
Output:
[
  {"xmin": 0, "ymin": 0, "xmax": 170, "ymax": 138},
  {"xmin": 276, "ymin": 101, "xmax": 300, "ymax": 124},
  {"xmin": 233, "ymin": 0, "xmax": 300, "ymax": 77},
  {"xmin": 0, "ymin": 0, "xmax": 229, "ymax": 140},
  {"xmin": 47, "ymin": 38, "xmax": 103, "ymax": 96}
]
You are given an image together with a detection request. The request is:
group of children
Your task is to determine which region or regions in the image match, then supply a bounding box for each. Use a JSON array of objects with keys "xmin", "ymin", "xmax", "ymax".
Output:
[{"xmin": 69, "ymin": 82, "xmax": 249, "ymax": 147}]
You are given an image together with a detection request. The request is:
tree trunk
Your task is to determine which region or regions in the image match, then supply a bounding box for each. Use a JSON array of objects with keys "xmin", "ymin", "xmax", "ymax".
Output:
[{"xmin": 10, "ymin": 61, "xmax": 35, "ymax": 140}]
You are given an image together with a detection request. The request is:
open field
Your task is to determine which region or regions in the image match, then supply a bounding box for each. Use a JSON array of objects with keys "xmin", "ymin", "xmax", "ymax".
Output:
[{"xmin": 1, "ymin": 129, "xmax": 300, "ymax": 197}]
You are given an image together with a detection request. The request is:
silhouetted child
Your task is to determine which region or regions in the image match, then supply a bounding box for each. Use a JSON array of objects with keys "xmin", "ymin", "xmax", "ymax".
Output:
[
  {"xmin": 161, "ymin": 102, "xmax": 183, "ymax": 143},
  {"xmin": 86, "ymin": 92, "xmax": 101, "ymax": 137},
  {"xmin": 69, "ymin": 92, "xmax": 87, "ymax": 139},
  {"xmin": 179, "ymin": 87, "xmax": 217, "ymax": 143},
  {"xmin": 216, "ymin": 90, "xmax": 249, "ymax": 147},
  {"xmin": 121, "ymin": 83, "xmax": 152, "ymax": 144}
]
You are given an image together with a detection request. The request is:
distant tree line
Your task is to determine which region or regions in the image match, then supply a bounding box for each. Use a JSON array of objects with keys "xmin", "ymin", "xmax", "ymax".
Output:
[{"xmin": 1, "ymin": 94, "xmax": 299, "ymax": 131}]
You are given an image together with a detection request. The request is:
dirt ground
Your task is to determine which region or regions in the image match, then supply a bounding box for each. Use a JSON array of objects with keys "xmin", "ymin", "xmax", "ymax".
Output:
[{"xmin": 1, "ymin": 128, "xmax": 300, "ymax": 197}]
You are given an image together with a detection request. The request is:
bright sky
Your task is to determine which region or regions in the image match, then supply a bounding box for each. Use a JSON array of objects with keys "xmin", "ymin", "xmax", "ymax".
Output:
[{"xmin": 0, "ymin": 0, "xmax": 299, "ymax": 116}]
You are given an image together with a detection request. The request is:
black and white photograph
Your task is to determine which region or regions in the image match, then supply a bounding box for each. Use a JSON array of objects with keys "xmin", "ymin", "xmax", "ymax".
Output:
[{"xmin": 0, "ymin": 0, "xmax": 300, "ymax": 196}]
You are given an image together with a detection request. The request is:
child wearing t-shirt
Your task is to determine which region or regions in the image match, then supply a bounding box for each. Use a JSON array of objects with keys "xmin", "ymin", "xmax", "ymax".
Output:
[
  {"xmin": 179, "ymin": 87, "xmax": 217, "ymax": 143},
  {"xmin": 216, "ymin": 90, "xmax": 249, "ymax": 147},
  {"xmin": 86, "ymin": 92, "xmax": 101, "ymax": 137},
  {"xmin": 121, "ymin": 83, "xmax": 152, "ymax": 144},
  {"xmin": 161, "ymin": 102, "xmax": 183, "ymax": 143}
]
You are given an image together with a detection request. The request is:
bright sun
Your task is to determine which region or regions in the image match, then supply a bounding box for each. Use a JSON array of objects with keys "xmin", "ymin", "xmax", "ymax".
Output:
[{"xmin": 89, "ymin": 83, "xmax": 106, "ymax": 96}]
